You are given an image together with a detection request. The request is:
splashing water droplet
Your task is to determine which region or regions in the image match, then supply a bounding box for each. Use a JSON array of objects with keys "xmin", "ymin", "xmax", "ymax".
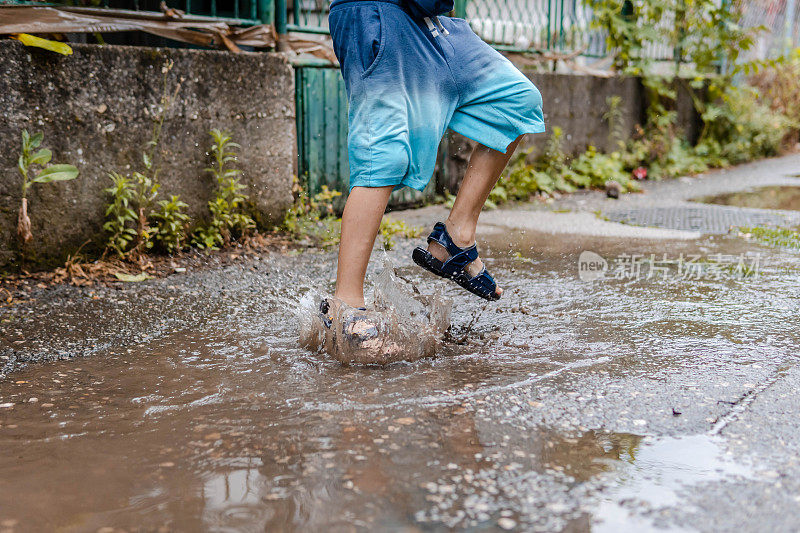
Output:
[{"xmin": 299, "ymin": 260, "xmax": 451, "ymax": 365}]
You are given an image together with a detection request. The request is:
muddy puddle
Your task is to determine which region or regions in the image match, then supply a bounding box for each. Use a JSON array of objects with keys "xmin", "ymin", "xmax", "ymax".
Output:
[
  {"xmin": 1, "ymin": 227, "xmax": 799, "ymax": 531},
  {"xmin": 695, "ymin": 185, "xmax": 800, "ymax": 211}
]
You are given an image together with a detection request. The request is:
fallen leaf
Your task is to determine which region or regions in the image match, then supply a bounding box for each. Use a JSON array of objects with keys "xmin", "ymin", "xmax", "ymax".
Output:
[
  {"xmin": 11, "ymin": 33, "xmax": 73, "ymax": 55},
  {"xmin": 113, "ymin": 272, "xmax": 152, "ymax": 282}
]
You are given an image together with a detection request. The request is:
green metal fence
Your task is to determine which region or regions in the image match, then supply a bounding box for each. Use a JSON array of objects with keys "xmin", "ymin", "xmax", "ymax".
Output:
[
  {"xmin": 295, "ymin": 66, "xmax": 438, "ymax": 206},
  {"xmin": 174, "ymin": 0, "xmax": 270, "ymax": 24},
  {"xmin": 295, "ymin": 67, "xmax": 349, "ymax": 197},
  {"xmin": 0, "ymin": 0, "xmax": 274, "ymax": 26}
]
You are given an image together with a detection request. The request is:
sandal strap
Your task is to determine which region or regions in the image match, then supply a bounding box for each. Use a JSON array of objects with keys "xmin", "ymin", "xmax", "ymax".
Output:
[
  {"xmin": 465, "ymin": 267, "xmax": 497, "ymax": 293},
  {"xmin": 426, "ymin": 222, "xmax": 479, "ymax": 275}
]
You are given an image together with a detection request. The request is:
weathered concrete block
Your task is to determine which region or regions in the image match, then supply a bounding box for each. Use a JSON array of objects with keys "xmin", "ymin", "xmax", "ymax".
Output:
[{"xmin": 0, "ymin": 41, "xmax": 295, "ymax": 268}]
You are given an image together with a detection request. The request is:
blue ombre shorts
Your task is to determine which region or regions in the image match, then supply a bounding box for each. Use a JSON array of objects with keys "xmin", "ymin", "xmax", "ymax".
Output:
[{"xmin": 328, "ymin": 0, "xmax": 545, "ymax": 191}]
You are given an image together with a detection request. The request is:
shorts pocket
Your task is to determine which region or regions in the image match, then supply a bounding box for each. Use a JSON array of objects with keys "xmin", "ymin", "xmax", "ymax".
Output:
[
  {"xmin": 329, "ymin": 4, "xmax": 386, "ymax": 80},
  {"xmin": 355, "ymin": 4, "xmax": 386, "ymax": 79}
]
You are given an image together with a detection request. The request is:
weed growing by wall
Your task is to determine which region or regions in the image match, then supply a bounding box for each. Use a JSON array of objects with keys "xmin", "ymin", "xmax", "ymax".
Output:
[
  {"xmin": 192, "ymin": 129, "xmax": 256, "ymax": 250},
  {"xmin": 15, "ymin": 130, "xmax": 79, "ymax": 253}
]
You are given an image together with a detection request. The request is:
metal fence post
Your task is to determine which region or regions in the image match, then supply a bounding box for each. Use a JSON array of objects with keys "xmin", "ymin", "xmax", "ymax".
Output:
[
  {"xmin": 454, "ymin": 0, "xmax": 467, "ymax": 19},
  {"xmin": 258, "ymin": 0, "xmax": 274, "ymax": 26},
  {"xmin": 274, "ymin": 0, "xmax": 288, "ymax": 50}
]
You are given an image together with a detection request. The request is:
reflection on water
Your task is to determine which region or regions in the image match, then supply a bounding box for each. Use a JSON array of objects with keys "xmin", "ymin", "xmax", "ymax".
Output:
[
  {"xmin": 593, "ymin": 435, "xmax": 754, "ymax": 532},
  {"xmin": 0, "ymin": 228, "xmax": 796, "ymax": 531},
  {"xmin": 695, "ymin": 185, "xmax": 800, "ymax": 211}
]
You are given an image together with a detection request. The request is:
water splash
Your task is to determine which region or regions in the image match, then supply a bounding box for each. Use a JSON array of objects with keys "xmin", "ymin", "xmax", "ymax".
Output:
[{"xmin": 299, "ymin": 260, "xmax": 452, "ymax": 365}]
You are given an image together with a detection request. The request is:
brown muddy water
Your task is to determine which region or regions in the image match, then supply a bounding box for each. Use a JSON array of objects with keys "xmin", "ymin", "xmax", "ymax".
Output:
[
  {"xmin": 696, "ymin": 185, "xmax": 800, "ymax": 211},
  {"xmin": 1, "ymin": 227, "xmax": 799, "ymax": 532}
]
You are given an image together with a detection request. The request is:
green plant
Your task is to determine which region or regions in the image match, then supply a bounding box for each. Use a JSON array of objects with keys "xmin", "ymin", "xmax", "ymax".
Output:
[
  {"xmin": 539, "ymin": 126, "xmax": 569, "ymax": 173},
  {"xmin": 586, "ymin": 0, "xmax": 780, "ymax": 180},
  {"xmin": 738, "ymin": 226, "xmax": 800, "ymax": 249},
  {"xmin": 102, "ymin": 172, "xmax": 138, "ymax": 258},
  {"xmin": 151, "ymin": 195, "xmax": 190, "ymax": 254},
  {"xmin": 192, "ymin": 129, "xmax": 255, "ymax": 249},
  {"xmin": 280, "ymin": 177, "xmax": 342, "ymax": 247},
  {"xmin": 379, "ymin": 219, "xmax": 423, "ymax": 250},
  {"xmin": 603, "ymin": 95, "xmax": 627, "ymax": 151},
  {"xmin": 16, "ymin": 130, "xmax": 79, "ymax": 245},
  {"xmin": 748, "ymin": 48, "xmax": 800, "ymax": 144},
  {"xmin": 696, "ymin": 84, "xmax": 791, "ymax": 167},
  {"xmin": 103, "ymin": 59, "xmax": 181, "ymax": 258},
  {"xmin": 487, "ymin": 128, "xmax": 641, "ymax": 207},
  {"xmin": 567, "ymin": 146, "xmax": 638, "ymax": 191},
  {"xmin": 131, "ymin": 170, "xmax": 161, "ymax": 251}
]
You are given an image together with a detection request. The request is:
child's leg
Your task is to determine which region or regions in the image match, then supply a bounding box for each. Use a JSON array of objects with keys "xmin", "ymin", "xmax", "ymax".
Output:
[
  {"xmin": 335, "ymin": 185, "xmax": 395, "ymax": 308},
  {"xmin": 428, "ymin": 135, "xmax": 524, "ymax": 296}
]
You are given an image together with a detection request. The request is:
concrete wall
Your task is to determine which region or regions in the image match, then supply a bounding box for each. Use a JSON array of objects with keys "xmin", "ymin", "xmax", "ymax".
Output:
[
  {"xmin": 438, "ymin": 70, "xmax": 703, "ymax": 193},
  {"xmin": 0, "ymin": 41, "xmax": 295, "ymax": 269}
]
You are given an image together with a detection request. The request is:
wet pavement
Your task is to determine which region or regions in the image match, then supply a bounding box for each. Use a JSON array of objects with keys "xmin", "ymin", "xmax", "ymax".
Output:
[{"xmin": 2, "ymin": 154, "xmax": 800, "ymax": 532}]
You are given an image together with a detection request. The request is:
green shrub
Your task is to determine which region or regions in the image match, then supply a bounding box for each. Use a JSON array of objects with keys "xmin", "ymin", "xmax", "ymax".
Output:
[
  {"xmin": 747, "ymin": 48, "xmax": 800, "ymax": 144},
  {"xmin": 192, "ymin": 129, "xmax": 255, "ymax": 249},
  {"xmin": 696, "ymin": 85, "xmax": 791, "ymax": 166},
  {"xmin": 103, "ymin": 172, "xmax": 138, "ymax": 258},
  {"xmin": 280, "ymin": 177, "xmax": 342, "ymax": 248},
  {"xmin": 568, "ymin": 147, "xmax": 635, "ymax": 190},
  {"xmin": 151, "ymin": 195, "xmax": 190, "ymax": 254}
]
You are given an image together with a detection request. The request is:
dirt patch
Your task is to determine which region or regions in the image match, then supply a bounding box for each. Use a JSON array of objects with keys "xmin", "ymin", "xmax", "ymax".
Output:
[{"xmin": 1, "ymin": 232, "xmax": 295, "ymax": 309}]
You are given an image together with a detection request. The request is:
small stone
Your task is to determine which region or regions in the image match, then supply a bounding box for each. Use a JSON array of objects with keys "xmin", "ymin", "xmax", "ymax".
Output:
[
  {"xmin": 395, "ymin": 417, "xmax": 415, "ymax": 425},
  {"xmin": 605, "ymin": 180, "xmax": 622, "ymax": 199},
  {"xmin": 203, "ymin": 432, "xmax": 221, "ymax": 441},
  {"xmin": 28, "ymin": 398, "xmax": 38, "ymax": 403},
  {"xmin": 159, "ymin": 462, "xmax": 175, "ymax": 468},
  {"xmin": 498, "ymin": 518, "xmax": 517, "ymax": 530},
  {"xmin": 0, "ymin": 403, "xmax": 13, "ymax": 409},
  {"xmin": 174, "ymin": 267, "xmax": 186, "ymax": 273}
]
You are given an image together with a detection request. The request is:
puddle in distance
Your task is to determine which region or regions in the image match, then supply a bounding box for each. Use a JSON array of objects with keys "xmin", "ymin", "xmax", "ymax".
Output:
[{"xmin": 695, "ymin": 185, "xmax": 800, "ymax": 211}]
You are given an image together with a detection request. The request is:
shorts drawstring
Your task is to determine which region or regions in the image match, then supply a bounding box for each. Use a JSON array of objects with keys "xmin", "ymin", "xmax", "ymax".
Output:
[{"xmin": 423, "ymin": 16, "xmax": 449, "ymax": 37}]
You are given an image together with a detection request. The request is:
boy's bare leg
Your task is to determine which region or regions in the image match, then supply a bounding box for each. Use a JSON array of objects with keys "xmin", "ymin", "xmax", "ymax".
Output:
[
  {"xmin": 428, "ymin": 135, "xmax": 524, "ymax": 296},
  {"xmin": 335, "ymin": 185, "xmax": 395, "ymax": 308}
]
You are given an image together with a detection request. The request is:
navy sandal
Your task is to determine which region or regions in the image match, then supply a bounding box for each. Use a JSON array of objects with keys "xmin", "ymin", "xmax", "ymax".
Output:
[{"xmin": 412, "ymin": 222, "xmax": 501, "ymax": 301}]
